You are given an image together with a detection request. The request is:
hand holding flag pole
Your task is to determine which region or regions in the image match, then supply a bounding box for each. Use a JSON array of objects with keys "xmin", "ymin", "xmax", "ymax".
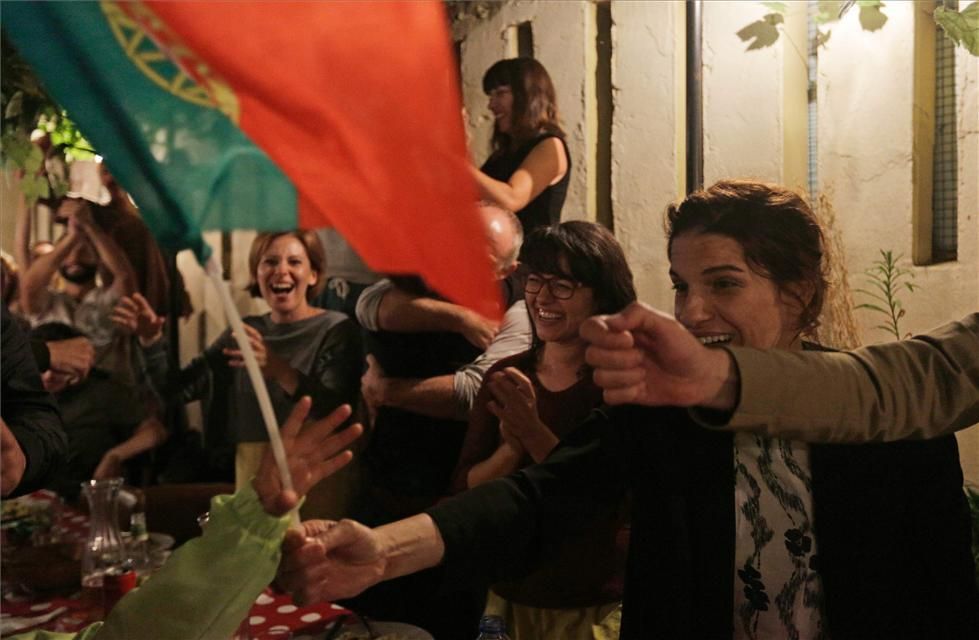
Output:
[{"xmin": 204, "ymin": 255, "xmax": 299, "ymax": 528}]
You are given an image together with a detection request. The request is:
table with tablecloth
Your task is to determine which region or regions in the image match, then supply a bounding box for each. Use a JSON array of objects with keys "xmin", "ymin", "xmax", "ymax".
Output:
[{"xmin": 1, "ymin": 491, "xmax": 352, "ymax": 638}]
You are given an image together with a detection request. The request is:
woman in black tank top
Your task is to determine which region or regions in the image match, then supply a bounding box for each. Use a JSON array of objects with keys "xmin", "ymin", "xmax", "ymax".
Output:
[{"xmin": 471, "ymin": 58, "xmax": 571, "ymax": 235}]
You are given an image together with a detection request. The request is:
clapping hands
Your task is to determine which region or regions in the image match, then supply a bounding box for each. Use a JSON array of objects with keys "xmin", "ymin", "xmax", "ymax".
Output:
[{"xmin": 486, "ymin": 367, "xmax": 557, "ymax": 463}]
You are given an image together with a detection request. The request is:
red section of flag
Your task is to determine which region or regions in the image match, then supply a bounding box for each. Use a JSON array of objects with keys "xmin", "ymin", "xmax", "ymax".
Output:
[{"xmin": 146, "ymin": 0, "xmax": 499, "ymax": 319}]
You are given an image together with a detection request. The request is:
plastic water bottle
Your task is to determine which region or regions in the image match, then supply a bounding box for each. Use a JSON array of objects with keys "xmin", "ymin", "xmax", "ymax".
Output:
[{"xmin": 475, "ymin": 615, "xmax": 511, "ymax": 640}]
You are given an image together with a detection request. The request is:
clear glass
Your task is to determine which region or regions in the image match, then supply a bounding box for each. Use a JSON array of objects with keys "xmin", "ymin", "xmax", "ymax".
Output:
[{"xmin": 79, "ymin": 477, "xmax": 127, "ymax": 590}]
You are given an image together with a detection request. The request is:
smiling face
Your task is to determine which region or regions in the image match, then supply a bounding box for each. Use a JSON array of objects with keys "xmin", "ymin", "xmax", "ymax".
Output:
[
  {"xmin": 255, "ymin": 235, "xmax": 318, "ymax": 323},
  {"xmin": 525, "ymin": 261, "xmax": 598, "ymax": 346},
  {"xmin": 669, "ymin": 232, "xmax": 802, "ymax": 350},
  {"xmin": 487, "ymin": 85, "xmax": 514, "ymax": 133}
]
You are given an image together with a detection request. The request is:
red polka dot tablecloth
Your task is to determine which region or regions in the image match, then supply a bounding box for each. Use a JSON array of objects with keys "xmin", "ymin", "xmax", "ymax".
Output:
[{"xmin": 243, "ymin": 588, "xmax": 350, "ymax": 639}]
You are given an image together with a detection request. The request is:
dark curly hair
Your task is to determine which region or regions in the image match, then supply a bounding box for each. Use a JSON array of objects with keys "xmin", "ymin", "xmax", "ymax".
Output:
[{"xmin": 666, "ymin": 179, "xmax": 828, "ymax": 333}]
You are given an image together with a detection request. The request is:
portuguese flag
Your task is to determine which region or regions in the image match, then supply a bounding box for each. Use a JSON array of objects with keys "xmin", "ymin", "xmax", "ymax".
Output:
[{"xmin": 3, "ymin": 1, "xmax": 499, "ymax": 318}]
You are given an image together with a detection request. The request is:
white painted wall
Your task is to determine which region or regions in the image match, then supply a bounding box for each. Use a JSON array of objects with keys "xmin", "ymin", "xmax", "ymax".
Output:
[
  {"xmin": 817, "ymin": 2, "xmax": 978, "ymax": 481},
  {"xmin": 703, "ymin": 1, "xmax": 785, "ymax": 185},
  {"xmin": 610, "ymin": 0, "xmax": 683, "ymax": 309}
]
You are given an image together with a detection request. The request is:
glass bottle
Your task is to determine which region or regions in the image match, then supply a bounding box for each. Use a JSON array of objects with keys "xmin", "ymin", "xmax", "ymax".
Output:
[
  {"xmin": 80, "ymin": 478, "xmax": 127, "ymax": 593},
  {"xmin": 128, "ymin": 508, "xmax": 151, "ymax": 576},
  {"xmin": 475, "ymin": 614, "xmax": 511, "ymax": 640}
]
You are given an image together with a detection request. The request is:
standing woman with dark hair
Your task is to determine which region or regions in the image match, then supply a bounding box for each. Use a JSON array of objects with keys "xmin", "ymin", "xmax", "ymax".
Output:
[
  {"xmin": 450, "ymin": 221, "xmax": 636, "ymax": 639},
  {"xmin": 472, "ymin": 58, "xmax": 570, "ymax": 234}
]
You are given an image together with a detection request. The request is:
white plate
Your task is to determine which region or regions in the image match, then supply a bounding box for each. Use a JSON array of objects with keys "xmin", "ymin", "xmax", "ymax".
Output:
[
  {"xmin": 326, "ymin": 620, "xmax": 433, "ymax": 640},
  {"xmin": 148, "ymin": 532, "xmax": 175, "ymax": 551}
]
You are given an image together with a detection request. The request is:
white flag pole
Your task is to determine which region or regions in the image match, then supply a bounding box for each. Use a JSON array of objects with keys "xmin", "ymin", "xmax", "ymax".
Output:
[{"xmin": 204, "ymin": 255, "xmax": 300, "ymax": 528}]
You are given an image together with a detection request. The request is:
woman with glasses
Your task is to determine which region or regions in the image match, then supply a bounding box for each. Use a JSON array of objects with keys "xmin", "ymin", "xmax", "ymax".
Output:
[
  {"xmin": 449, "ymin": 221, "xmax": 636, "ymax": 640},
  {"xmin": 471, "ymin": 58, "xmax": 570, "ymax": 236}
]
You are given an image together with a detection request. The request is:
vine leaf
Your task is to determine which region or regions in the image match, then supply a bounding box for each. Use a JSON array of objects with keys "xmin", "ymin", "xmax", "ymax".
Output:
[
  {"xmin": 737, "ymin": 13, "xmax": 785, "ymax": 50},
  {"xmin": 858, "ymin": 2, "xmax": 888, "ymax": 32},
  {"xmin": 935, "ymin": 2, "xmax": 979, "ymax": 56}
]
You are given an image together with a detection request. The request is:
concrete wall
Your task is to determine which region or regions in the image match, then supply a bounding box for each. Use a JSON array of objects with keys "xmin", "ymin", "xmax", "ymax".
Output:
[
  {"xmin": 818, "ymin": 2, "xmax": 979, "ymax": 344},
  {"xmin": 815, "ymin": 2, "xmax": 978, "ymax": 482},
  {"xmin": 609, "ymin": 0, "xmax": 683, "ymax": 310}
]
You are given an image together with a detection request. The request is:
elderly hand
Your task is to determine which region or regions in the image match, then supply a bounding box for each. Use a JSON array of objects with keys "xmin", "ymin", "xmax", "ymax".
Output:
[
  {"xmin": 252, "ymin": 398, "xmax": 363, "ymax": 517},
  {"xmin": 1, "ymin": 420, "xmax": 27, "ymax": 497},
  {"xmin": 486, "ymin": 368, "xmax": 557, "ymax": 463},
  {"xmin": 277, "ymin": 518, "xmax": 387, "ymax": 605},
  {"xmin": 111, "ymin": 293, "xmax": 165, "ymax": 346},
  {"xmin": 581, "ymin": 301, "xmax": 737, "ymax": 410},
  {"xmin": 458, "ymin": 309, "xmax": 500, "ymax": 351}
]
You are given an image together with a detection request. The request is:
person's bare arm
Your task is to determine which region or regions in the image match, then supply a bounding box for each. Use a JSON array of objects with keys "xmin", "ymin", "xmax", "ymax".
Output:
[
  {"xmin": 377, "ymin": 287, "xmax": 498, "ymax": 350},
  {"xmin": 472, "ymin": 137, "xmax": 567, "ymax": 212},
  {"xmin": 13, "ymin": 190, "xmax": 31, "ymax": 272},
  {"xmin": 18, "ymin": 229, "xmax": 77, "ymax": 314},
  {"xmin": 362, "ymin": 355, "xmax": 461, "ymax": 420},
  {"xmin": 93, "ymin": 416, "xmax": 169, "ymax": 480},
  {"xmin": 278, "ymin": 513, "xmax": 445, "ymax": 606},
  {"xmin": 466, "ymin": 441, "xmax": 522, "ymax": 488}
]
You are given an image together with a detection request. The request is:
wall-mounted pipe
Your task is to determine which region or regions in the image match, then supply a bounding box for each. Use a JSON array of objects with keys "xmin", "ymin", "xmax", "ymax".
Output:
[{"xmin": 685, "ymin": 0, "xmax": 703, "ymax": 194}]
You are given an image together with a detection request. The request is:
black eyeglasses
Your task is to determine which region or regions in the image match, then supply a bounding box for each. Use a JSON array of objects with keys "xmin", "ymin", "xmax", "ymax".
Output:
[{"xmin": 524, "ymin": 274, "xmax": 580, "ymax": 300}]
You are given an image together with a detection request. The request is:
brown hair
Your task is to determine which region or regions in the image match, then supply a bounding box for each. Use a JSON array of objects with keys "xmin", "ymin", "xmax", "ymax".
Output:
[
  {"xmin": 245, "ymin": 230, "xmax": 326, "ymax": 301},
  {"xmin": 483, "ymin": 58, "xmax": 564, "ymax": 154},
  {"xmin": 666, "ymin": 180, "xmax": 828, "ymax": 333}
]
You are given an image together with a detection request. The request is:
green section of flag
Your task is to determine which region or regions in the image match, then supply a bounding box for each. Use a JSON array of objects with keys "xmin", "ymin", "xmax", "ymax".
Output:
[{"xmin": 3, "ymin": 1, "xmax": 297, "ymax": 261}]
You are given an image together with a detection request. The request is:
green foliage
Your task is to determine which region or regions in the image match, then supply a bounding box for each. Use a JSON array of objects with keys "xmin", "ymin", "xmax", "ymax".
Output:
[
  {"xmin": 1, "ymin": 31, "xmax": 94, "ymax": 203},
  {"xmin": 857, "ymin": 1, "xmax": 888, "ymax": 32},
  {"xmin": 740, "ymin": 0, "xmax": 977, "ymax": 55},
  {"xmin": 737, "ymin": 12, "xmax": 785, "ymax": 50},
  {"xmin": 935, "ymin": 1, "xmax": 979, "ymax": 55},
  {"xmin": 855, "ymin": 250, "xmax": 918, "ymax": 340}
]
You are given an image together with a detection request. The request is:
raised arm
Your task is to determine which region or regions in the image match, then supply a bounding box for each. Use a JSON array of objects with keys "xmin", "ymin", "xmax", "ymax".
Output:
[
  {"xmin": 18, "ymin": 228, "xmax": 77, "ymax": 315},
  {"xmin": 68, "ymin": 200, "xmax": 135, "ymax": 298},
  {"xmin": 13, "ymin": 190, "xmax": 32, "ymax": 274},
  {"xmin": 583, "ymin": 303, "xmax": 979, "ymax": 442},
  {"xmin": 472, "ymin": 137, "xmax": 568, "ymax": 212}
]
